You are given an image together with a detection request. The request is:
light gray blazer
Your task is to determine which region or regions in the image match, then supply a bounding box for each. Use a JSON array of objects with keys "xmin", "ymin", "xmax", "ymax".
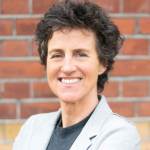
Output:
[{"xmin": 13, "ymin": 96, "xmax": 140, "ymax": 150}]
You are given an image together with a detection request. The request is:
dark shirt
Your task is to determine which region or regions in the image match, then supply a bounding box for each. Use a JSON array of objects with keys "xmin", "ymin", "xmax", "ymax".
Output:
[{"xmin": 46, "ymin": 113, "xmax": 92, "ymax": 150}]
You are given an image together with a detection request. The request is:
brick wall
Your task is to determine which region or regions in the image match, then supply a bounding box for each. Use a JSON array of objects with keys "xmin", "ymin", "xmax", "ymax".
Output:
[{"xmin": 0, "ymin": 0, "xmax": 150, "ymax": 149}]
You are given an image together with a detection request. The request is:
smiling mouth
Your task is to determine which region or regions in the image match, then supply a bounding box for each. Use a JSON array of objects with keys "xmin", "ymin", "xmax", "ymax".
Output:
[{"xmin": 58, "ymin": 78, "xmax": 82, "ymax": 84}]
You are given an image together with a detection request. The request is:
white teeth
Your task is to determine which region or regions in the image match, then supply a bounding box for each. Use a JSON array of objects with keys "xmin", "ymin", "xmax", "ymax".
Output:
[{"xmin": 61, "ymin": 78, "xmax": 80, "ymax": 84}]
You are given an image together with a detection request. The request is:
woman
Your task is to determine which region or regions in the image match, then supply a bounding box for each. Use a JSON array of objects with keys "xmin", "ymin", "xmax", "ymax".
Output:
[{"xmin": 13, "ymin": 0, "xmax": 140, "ymax": 149}]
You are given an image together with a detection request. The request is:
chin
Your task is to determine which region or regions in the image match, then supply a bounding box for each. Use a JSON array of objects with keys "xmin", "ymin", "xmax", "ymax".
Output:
[{"xmin": 58, "ymin": 94, "xmax": 81, "ymax": 103}]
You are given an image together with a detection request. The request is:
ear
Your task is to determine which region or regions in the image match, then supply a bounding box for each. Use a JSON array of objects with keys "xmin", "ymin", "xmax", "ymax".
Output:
[{"xmin": 98, "ymin": 65, "xmax": 106, "ymax": 75}]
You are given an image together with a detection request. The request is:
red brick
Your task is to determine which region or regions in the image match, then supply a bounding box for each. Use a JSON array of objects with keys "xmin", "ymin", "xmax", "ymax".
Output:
[
  {"xmin": 113, "ymin": 18, "xmax": 136, "ymax": 34},
  {"xmin": 16, "ymin": 19, "xmax": 39, "ymax": 35},
  {"xmin": 112, "ymin": 60, "xmax": 150, "ymax": 76},
  {"xmin": 137, "ymin": 102, "xmax": 150, "ymax": 116},
  {"xmin": 103, "ymin": 81, "xmax": 119, "ymax": 97},
  {"xmin": 124, "ymin": 0, "xmax": 150, "ymax": 13},
  {"xmin": 94, "ymin": 0, "xmax": 120, "ymax": 12},
  {"xmin": 139, "ymin": 18, "xmax": 150, "ymax": 34},
  {"xmin": 109, "ymin": 102, "xmax": 134, "ymax": 117},
  {"xmin": 122, "ymin": 39, "xmax": 149, "ymax": 55},
  {"xmin": 0, "ymin": 61, "xmax": 45, "ymax": 78},
  {"xmin": 1, "ymin": 0, "xmax": 29, "ymax": 14},
  {"xmin": 0, "ymin": 20, "xmax": 13, "ymax": 35},
  {"xmin": 0, "ymin": 104, "xmax": 16, "ymax": 119},
  {"xmin": 2, "ymin": 82, "xmax": 30, "ymax": 98},
  {"xmin": 32, "ymin": 82, "xmax": 55, "ymax": 98},
  {"xmin": 0, "ymin": 40, "xmax": 29, "ymax": 57},
  {"xmin": 123, "ymin": 81, "xmax": 149, "ymax": 97},
  {"xmin": 21, "ymin": 102, "xmax": 60, "ymax": 118},
  {"xmin": 32, "ymin": 0, "xmax": 54, "ymax": 14}
]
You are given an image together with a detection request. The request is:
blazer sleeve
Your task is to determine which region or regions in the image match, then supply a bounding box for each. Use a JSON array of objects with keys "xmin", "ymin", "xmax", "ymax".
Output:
[
  {"xmin": 96, "ymin": 119, "xmax": 141, "ymax": 150},
  {"xmin": 12, "ymin": 115, "xmax": 35, "ymax": 150}
]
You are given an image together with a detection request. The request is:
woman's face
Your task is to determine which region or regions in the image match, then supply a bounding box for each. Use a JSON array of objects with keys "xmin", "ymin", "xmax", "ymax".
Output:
[{"xmin": 47, "ymin": 28, "xmax": 105, "ymax": 104}]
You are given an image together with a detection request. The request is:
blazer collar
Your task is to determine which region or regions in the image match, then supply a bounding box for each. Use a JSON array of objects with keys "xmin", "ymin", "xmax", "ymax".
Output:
[{"xmin": 70, "ymin": 95, "xmax": 112, "ymax": 150}]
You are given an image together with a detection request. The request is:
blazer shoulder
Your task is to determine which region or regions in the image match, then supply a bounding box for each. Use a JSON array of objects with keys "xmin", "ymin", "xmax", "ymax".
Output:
[
  {"xmin": 98, "ymin": 113, "xmax": 141, "ymax": 150},
  {"xmin": 13, "ymin": 111, "xmax": 59, "ymax": 150},
  {"xmin": 103, "ymin": 113, "xmax": 141, "ymax": 145},
  {"xmin": 105, "ymin": 113, "xmax": 140, "ymax": 137},
  {"xmin": 28, "ymin": 111, "xmax": 59, "ymax": 123}
]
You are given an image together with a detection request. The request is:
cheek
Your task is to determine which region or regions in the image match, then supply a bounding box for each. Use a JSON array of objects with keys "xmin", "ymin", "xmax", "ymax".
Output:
[
  {"xmin": 80, "ymin": 64, "xmax": 99, "ymax": 78},
  {"xmin": 46, "ymin": 66, "xmax": 57, "ymax": 88},
  {"xmin": 46, "ymin": 64, "xmax": 56, "ymax": 78}
]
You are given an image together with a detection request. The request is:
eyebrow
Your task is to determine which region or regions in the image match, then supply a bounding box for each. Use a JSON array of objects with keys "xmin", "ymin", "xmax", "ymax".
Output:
[
  {"xmin": 48, "ymin": 49, "xmax": 63, "ymax": 55},
  {"xmin": 73, "ymin": 49, "xmax": 89, "ymax": 53}
]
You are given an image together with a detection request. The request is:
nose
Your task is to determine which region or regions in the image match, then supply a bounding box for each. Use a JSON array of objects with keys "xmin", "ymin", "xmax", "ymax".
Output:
[{"xmin": 60, "ymin": 56, "xmax": 76, "ymax": 74}]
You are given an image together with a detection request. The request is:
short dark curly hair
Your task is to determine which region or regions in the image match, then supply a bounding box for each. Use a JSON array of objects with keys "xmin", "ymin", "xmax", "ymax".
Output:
[{"xmin": 35, "ymin": 0, "xmax": 123, "ymax": 93}]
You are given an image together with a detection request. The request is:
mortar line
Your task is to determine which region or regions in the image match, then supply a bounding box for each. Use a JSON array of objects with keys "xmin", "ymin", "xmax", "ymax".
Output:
[
  {"xmin": 119, "ymin": 0, "xmax": 124, "ymax": 13},
  {"xmin": 29, "ymin": 0, "xmax": 33, "ymax": 14}
]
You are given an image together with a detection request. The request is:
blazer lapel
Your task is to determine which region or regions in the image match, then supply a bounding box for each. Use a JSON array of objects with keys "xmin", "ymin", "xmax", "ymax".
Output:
[
  {"xmin": 70, "ymin": 96, "xmax": 112, "ymax": 150},
  {"xmin": 30, "ymin": 111, "xmax": 61, "ymax": 150}
]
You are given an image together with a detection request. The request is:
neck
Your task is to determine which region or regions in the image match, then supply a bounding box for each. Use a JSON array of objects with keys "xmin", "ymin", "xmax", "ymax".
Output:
[{"xmin": 60, "ymin": 96, "xmax": 99, "ymax": 128}]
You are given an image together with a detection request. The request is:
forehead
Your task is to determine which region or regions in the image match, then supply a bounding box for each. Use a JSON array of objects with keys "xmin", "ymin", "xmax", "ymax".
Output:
[{"xmin": 48, "ymin": 28, "xmax": 97, "ymax": 50}]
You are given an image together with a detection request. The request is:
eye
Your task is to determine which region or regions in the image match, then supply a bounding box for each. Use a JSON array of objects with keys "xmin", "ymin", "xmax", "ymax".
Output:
[
  {"xmin": 75, "ymin": 51, "xmax": 88, "ymax": 57},
  {"xmin": 50, "ymin": 53, "xmax": 63, "ymax": 59},
  {"xmin": 78, "ymin": 52, "xmax": 88, "ymax": 57}
]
